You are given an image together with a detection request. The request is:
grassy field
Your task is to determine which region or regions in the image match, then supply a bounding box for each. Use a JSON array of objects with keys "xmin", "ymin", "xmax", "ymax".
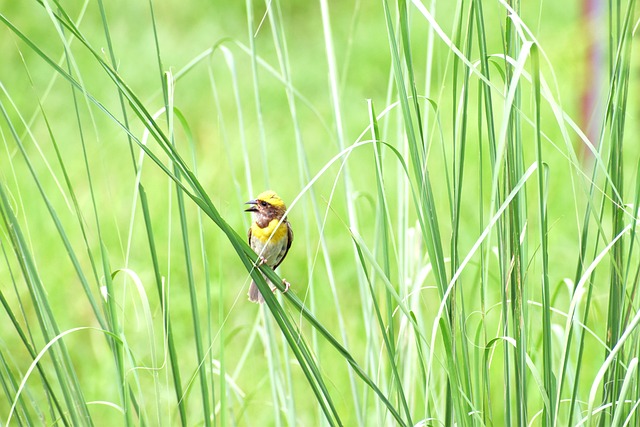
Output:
[{"xmin": 1, "ymin": 0, "xmax": 639, "ymax": 426}]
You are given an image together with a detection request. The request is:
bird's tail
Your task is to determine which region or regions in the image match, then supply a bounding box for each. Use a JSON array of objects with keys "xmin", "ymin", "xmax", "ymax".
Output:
[{"xmin": 248, "ymin": 280, "xmax": 265, "ymax": 304}]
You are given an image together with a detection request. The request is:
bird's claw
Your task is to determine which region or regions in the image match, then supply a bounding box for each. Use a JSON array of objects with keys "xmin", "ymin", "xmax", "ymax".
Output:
[
  {"xmin": 271, "ymin": 279, "xmax": 290, "ymax": 294},
  {"xmin": 256, "ymin": 255, "xmax": 268, "ymax": 267}
]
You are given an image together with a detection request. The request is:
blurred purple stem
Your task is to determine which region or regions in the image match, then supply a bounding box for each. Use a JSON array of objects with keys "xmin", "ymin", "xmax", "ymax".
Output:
[{"xmin": 580, "ymin": 0, "xmax": 604, "ymax": 160}]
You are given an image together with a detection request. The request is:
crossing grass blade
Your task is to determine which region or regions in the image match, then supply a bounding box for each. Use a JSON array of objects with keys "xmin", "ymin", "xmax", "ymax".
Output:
[{"xmin": 1, "ymin": 0, "xmax": 639, "ymax": 425}]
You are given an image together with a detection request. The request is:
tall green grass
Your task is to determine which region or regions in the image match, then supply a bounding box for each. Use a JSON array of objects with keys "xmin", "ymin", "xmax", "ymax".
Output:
[{"xmin": 1, "ymin": 0, "xmax": 639, "ymax": 425}]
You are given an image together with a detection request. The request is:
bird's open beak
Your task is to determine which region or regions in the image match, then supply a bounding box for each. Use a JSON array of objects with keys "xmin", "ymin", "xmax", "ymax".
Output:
[{"xmin": 244, "ymin": 199, "xmax": 258, "ymax": 212}]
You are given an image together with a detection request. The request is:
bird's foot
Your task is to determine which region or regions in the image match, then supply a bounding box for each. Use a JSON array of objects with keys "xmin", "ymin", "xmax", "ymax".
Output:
[
  {"xmin": 271, "ymin": 279, "xmax": 290, "ymax": 294},
  {"xmin": 281, "ymin": 279, "xmax": 290, "ymax": 293},
  {"xmin": 255, "ymin": 255, "xmax": 268, "ymax": 267}
]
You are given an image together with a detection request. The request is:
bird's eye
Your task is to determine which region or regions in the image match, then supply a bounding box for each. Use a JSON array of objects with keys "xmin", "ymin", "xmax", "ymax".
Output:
[{"xmin": 260, "ymin": 201, "xmax": 268, "ymax": 207}]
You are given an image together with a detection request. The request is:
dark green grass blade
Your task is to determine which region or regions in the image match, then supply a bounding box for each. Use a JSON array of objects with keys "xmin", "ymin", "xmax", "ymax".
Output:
[
  {"xmin": 139, "ymin": 185, "xmax": 187, "ymax": 426},
  {"xmin": 165, "ymin": 76, "xmax": 212, "ymax": 427},
  {"xmin": 0, "ymin": 245, "xmax": 63, "ymax": 425},
  {"xmin": 0, "ymin": 182, "xmax": 84, "ymax": 426},
  {"xmin": 367, "ymin": 100, "xmax": 413, "ymax": 426},
  {"xmin": 531, "ymin": 43, "xmax": 556, "ymax": 426},
  {"xmin": 0, "ymin": 12, "xmax": 405, "ymax": 424}
]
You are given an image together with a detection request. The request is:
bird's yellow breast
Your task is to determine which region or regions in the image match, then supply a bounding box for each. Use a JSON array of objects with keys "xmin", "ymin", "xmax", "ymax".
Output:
[{"xmin": 251, "ymin": 218, "xmax": 288, "ymax": 242}]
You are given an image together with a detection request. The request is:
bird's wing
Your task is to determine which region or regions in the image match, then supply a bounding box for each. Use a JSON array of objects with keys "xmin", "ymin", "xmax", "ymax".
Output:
[
  {"xmin": 273, "ymin": 221, "xmax": 293, "ymax": 270},
  {"xmin": 247, "ymin": 226, "xmax": 252, "ymax": 245},
  {"xmin": 287, "ymin": 221, "xmax": 293, "ymax": 248}
]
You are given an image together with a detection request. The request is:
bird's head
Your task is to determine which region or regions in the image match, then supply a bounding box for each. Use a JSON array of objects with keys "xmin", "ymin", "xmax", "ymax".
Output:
[{"xmin": 245, "ymin": 190, "xmax": 287, "ymax": 224}]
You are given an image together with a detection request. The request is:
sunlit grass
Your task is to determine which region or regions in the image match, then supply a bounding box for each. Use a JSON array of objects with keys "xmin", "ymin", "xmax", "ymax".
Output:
[{"xmin": 1, "ymin": 0, "xmax": 639, "ymax": 426}]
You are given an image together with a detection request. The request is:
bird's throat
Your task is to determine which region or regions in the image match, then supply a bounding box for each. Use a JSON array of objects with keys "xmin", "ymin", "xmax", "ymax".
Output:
[{"xmin": 251, "ymin": 218, "xmax": 288, "ymax": 240}]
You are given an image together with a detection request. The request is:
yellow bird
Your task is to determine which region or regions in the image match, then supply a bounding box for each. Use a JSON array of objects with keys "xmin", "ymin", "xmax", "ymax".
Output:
[{"xmin": 245, "ymin": 190, "xmax": 294, "ymax": 303}]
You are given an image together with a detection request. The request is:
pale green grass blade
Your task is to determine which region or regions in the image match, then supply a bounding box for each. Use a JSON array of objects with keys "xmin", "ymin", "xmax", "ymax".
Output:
[
  {"xmin": 0, "ymin": 347, "xmax": 36, "ymax": 425},
  {"xmin": 2, "ymin": 0, "xmax": 639, "ymax": 425},
  {"xmin": 449, "ymin": 4, "xmax": 476, "ymax": 418},
  {"xmin": 245, "ymin": 0, "xmax": 270, "ymax": 187},
  {"xmin": 139, "ymin": 185, "xmax": 187, "ymax": 426},
  {"xmin": 610, "ymin": 357, "xmax": 638, "ymax": 427},
  {"xmin": 0, "ymin": 183, "xmax": 87, "ymax": 426},
  {"xmin": 0, "ymin": 79, "xmax": 106, "ymax": 330},
  {"xmin": 0, "ymin": 249, "xmax": 58, "ymax": 425},
  {"xmin": 599, "ymin": 1, "xmax": 637, "ymax": 424},
  {"xmin": 367, "ymin": 100, "xmax": 413, "ymax": 425},
  {"xmin": 164, "ymin": 73, "xmax": 213, "ymax": 427},
  {"xmin": 191, "ymin": 185, "xmax": 406, "ymax": 424},
  {"xmin": 264, "ymin": 0, "xmax": 364, "ymax": 423},
  {"xmin": 95, "ymin": 0, "xmax": 137, "ymax": 169},
  {"xmin": 180, "ymin": 106, "xmax": 219, "ymax": 426},
  {"xmin": 532, "ymin": 43, "xmax": 556, "ymax": 426}
]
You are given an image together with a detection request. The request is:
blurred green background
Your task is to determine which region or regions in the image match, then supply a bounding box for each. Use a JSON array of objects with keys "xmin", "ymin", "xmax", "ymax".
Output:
[{"xmin": 1, "ymin": 0, "xmax": 639, "ymax": 425}]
